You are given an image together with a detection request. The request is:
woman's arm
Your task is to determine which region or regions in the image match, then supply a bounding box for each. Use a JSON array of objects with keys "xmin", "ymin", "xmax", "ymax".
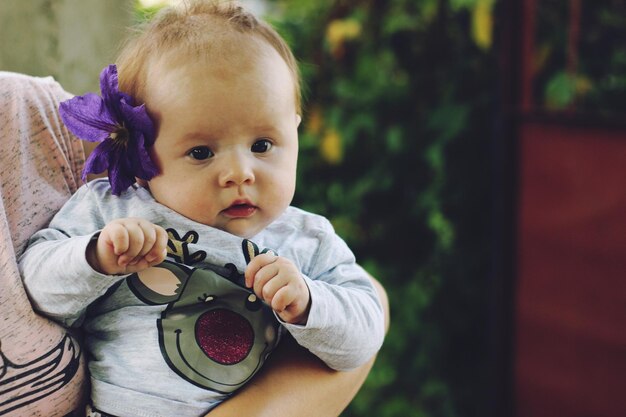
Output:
[
  {"xmin": 0, "ymin": 73, "xmax": 88, "ymax": 417},
  {"xmin": 206, "ymin": 276, "xmax": 389, "ymax": 417}
]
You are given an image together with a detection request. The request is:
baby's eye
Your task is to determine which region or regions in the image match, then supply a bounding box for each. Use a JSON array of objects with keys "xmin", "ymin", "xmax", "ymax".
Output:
[
  {"xmin": 251, "ymin": 139, "xmax": 273, "ymax": 153},
  {"xmin": 188, "ymin": 146, "xmax": 213, "ymax": 160}
]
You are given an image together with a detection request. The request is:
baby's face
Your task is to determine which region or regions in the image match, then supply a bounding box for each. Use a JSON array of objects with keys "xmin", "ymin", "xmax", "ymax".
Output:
[{"xmin": 143, "ymin": 46, "xmax": 300, "ymax": 238}]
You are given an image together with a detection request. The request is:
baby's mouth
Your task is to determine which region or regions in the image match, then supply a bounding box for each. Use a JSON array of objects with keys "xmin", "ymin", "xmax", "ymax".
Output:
[{"xmin": 223, "ymin": 202, "xmax": 257, "ymax": 218}]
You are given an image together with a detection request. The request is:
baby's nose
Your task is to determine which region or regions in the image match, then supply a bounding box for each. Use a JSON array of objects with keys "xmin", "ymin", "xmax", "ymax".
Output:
[{"xmin": 218, "ymin": 153, "xmax": 255, "ymax": 186}]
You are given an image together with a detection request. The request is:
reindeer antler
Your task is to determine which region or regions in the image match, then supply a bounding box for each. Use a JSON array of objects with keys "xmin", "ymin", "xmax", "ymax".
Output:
[{"xmin": 166, "ymin": 228, "xmax": 207, "ymax": 265}]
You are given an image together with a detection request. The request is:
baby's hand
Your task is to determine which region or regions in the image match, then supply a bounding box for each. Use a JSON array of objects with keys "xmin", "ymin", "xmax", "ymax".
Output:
[
  {"xmin": 87, "ymin": 218, "xmax": 168, "ymax": 275},
  {"xmin": 245, "ymin": 253, "xmax": 311, "ymax": 325}
]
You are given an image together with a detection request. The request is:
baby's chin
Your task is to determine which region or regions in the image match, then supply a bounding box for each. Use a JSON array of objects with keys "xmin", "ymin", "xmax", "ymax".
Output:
[
  {"xmin": 219, "ymin": 217, "xmax": 275, "ymax": 240},
  {"xmin": 221, "ymin": 224, "xmax": 265, "ymax": 240}
]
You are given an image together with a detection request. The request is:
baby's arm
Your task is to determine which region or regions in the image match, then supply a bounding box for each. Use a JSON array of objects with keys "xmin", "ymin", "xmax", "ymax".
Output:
[
  {"xmin": 284, "ymin": 262, "xmax": 385, "ymax": 371},
  {"xmin": 246, "ymin": 220, "xmax": 385, "ymax": 371},
  {"xmin": 88, "ymin": 217, "xmax": 168, "ymax": 275},
  {"xmin": 20, "ymin": 216, "xmax": 168, "ymax": 325},
  {"xmin": 19, "ymin": 183, "xmax": 165, "ymax": 326}
]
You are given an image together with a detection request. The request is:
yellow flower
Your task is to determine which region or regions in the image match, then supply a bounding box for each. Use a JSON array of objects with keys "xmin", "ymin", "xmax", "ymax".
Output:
[
  {"xmin": 306, "ymin": 106, "xmax": 323, "ymax": 135},
  {"xmin": 575, "ymin": 75, "xmax": 593, "ymax": 95},
  {"xmin": 472, "ymin": 0, "xmax": 494, "ymax": 50},
  {"xmin": 320, "ymin": 128, "xmax": 342, "ymax": 164},
  {"xmin": 326, "ymin": 19, "xmax": 362, "ymax": 58}
]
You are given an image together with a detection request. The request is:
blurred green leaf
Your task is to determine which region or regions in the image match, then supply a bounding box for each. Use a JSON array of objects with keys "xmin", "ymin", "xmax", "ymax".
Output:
[{"xmin": 545, "ymin": 71, "xmax": 576, "ymax": 109}]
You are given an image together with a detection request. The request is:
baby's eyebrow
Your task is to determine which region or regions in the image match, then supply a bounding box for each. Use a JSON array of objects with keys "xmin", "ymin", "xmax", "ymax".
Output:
[
  {"xmin": 180, "ymin": 131, "xmax": 208, "ymax": 140},
  {"xmin": 175, "ymin": 132, "xmax": 215, "ymax": 145}
]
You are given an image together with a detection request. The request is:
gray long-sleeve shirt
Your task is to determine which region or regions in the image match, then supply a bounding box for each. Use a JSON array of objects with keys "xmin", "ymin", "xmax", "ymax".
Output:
[{"xmin": 19, "ymin": 179, "xmax": 385, "ymax": 417}]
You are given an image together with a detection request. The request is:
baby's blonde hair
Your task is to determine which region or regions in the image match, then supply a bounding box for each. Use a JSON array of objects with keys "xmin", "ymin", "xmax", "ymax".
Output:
[{"xmin": 116, "ymin": 0, "xmax": 301, "ymax": 113}]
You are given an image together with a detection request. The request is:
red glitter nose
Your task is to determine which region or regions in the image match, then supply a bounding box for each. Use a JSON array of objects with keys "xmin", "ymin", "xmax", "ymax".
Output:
[{"xmin": 195, "ymin": 309, "xmax": 254, "ymax": 365}]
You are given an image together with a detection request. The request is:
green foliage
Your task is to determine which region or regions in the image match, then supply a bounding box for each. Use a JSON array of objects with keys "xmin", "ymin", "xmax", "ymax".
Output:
[
  {"xmin": 132, "ymin": 0, "xmax": 163, "ymax": 23},
  {"xmin": 535, "ymin": 0, "xmax": 626, "ymax": 116},
  {"xmin": 545, "ymin": 71, "xmax": 577, "ymax": 109},
  {"xmin": 267, "ymin": 1, "xmax": 496, "ymax": 416}
]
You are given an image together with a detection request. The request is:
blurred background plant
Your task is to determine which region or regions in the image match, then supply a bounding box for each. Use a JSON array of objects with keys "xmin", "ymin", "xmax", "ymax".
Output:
[
  {"xmin": 260, "ymin": 1, "xmax": 498, "ymax": 416},
  {"xmin": 534, "ymin": 0, "xmax": 626, "ymax": 116}
]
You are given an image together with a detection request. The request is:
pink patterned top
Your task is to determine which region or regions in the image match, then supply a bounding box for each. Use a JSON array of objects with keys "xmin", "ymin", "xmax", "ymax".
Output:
[{"xmin": 0, "ymin": 72, "xmax": 87, "ymax": 416}]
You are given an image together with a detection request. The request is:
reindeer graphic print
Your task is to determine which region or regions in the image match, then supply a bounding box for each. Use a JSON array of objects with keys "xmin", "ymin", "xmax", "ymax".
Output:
[{"xmin": 127, "ymin": 233, "xmax": 280, "ymax": 393}]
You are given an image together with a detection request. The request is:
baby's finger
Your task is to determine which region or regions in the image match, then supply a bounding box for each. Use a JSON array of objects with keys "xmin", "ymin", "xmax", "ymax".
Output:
[
  {"xmin": 271, "ymin": 285, "xmax": 295, "ymax": 313},
  {"xmin": 259, "ymin": 272, "xmax": 290, "ymax": 304},
  {"xmin": 245, "ymin": 252, "xmax": 278, "ymax": 287},
  {"xmin": 145, "ymin": 226, "xmax": 169, "ymax": 264},
  {"xmin": 103, "ymin": 222, "xmax": 131, "ymax": 256},
  {"xmin": 273, "ymin": 284, "xmax": 311, "ymax": 324},
  {"xmin": 252, "ymin": 262, "xmax": 282, "ymax": 300},
  {"xmin": 117, "ymin": 221, "xmax": 145, "ymax": 265},
  {"xmin": 135, "ymin": 220, "xmax": 159, "ymax": 258}
]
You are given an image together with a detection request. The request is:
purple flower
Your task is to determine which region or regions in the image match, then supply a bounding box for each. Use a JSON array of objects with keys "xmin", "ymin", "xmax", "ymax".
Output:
[{"xmin": 59, "ymin": 64, "xmax": 158, "ymax": 195}]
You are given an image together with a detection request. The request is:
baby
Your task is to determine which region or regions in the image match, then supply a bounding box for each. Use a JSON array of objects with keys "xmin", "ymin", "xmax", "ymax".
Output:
[{"xmin": 19, "ymin": 1, "xmax": 385, "ymax": 417}]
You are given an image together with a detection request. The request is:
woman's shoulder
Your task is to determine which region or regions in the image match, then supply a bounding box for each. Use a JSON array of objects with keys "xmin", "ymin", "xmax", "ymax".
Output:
[{"xmin": 0, "ymin": 71, "xmax": 71, "ymax": 101}]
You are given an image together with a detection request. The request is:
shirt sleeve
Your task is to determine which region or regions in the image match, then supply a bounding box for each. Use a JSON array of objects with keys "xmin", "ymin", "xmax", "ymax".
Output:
[
  {"xmin": 18, "ymin": 184, "xmax": 127, "ymax": 327},
  {"xmin": 280, "ymin": 218, "xmax": 385, "ymax": 371}
]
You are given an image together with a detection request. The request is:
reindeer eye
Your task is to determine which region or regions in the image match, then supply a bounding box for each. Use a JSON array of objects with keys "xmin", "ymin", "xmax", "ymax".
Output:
[
  {"xmin": 245, "ymin": 293, "xmax": 262, "ymax": 312},
  {"xmin": 198, "ymin": 293, "xmax": 216, "ymax": 303}
]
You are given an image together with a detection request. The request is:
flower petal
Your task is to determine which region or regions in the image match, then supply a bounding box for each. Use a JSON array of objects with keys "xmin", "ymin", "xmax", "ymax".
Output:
[
  {"xmin": 99, "ymin": 65, "xmax": 124, "ymax": 120},
  {"xmin": 129, "ymin": 133, "xmax": 159, "ymax": 180},
  {"xmin": 82, "ymin": 140, "xmax": 114, "ymax": 182},
  {"xmin": 60, "ymin": 94, "xmax": 117, "ymax": 142},
  {"xmin": 119, "ymin": 97, "xmax": 159, "ymax": 180},
  {"xmin": 119, "ymin": 99, "xmax": 156, "ymax": 146},
  {"xmin": 107, "ymin": 149, "xmax": 136, "ymax": 196}
]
